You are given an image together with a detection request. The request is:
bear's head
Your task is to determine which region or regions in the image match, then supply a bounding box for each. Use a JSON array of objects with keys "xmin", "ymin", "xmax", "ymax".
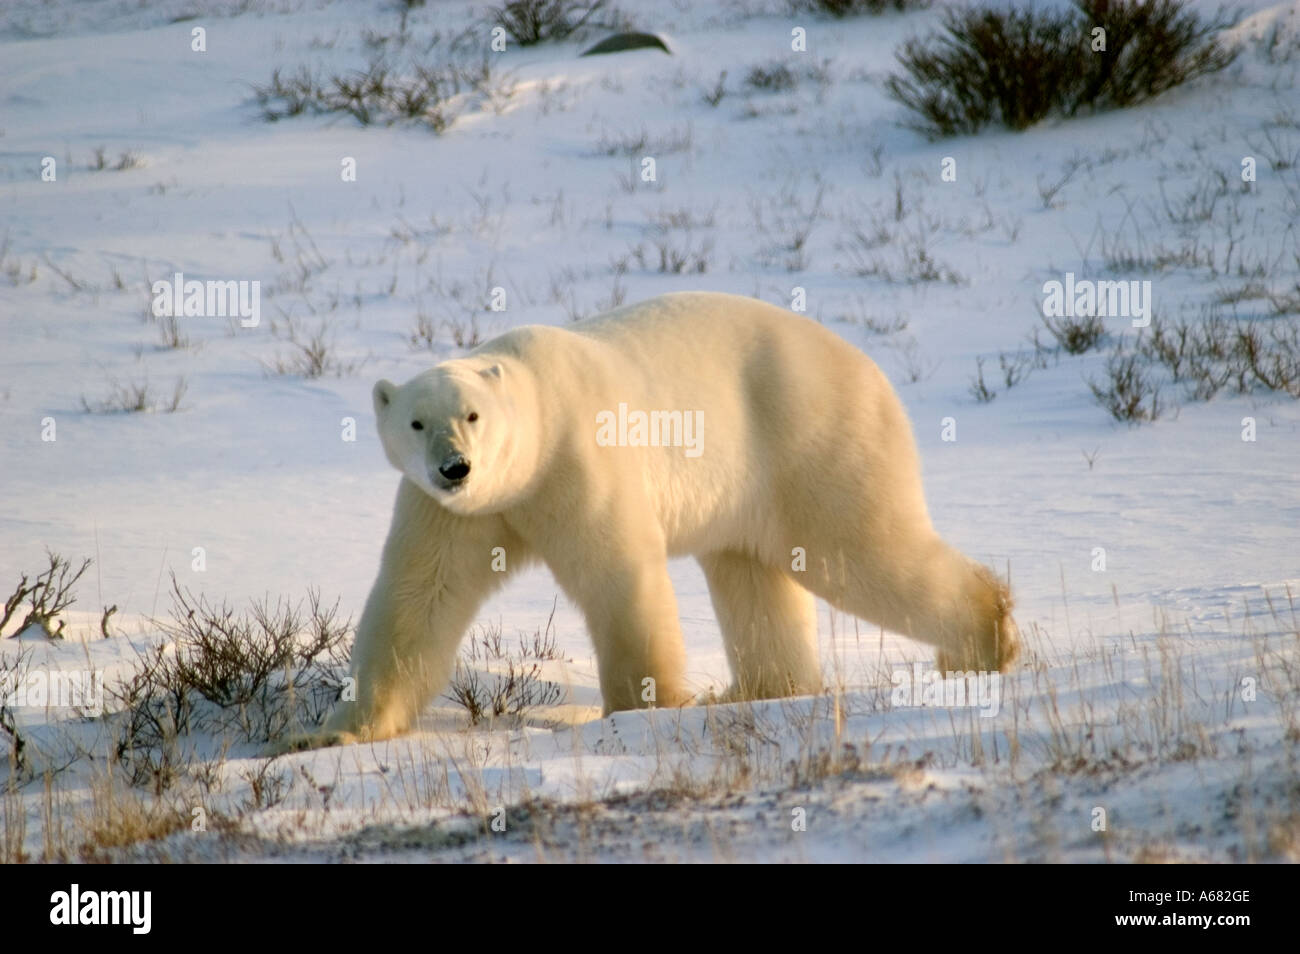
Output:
[{"xmin": 373, "ymin": 359, "xmax": 537, "ymax": 514}]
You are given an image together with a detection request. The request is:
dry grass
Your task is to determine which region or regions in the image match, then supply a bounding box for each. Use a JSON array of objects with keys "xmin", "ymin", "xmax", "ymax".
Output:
[
  {"xmin": 4, "ymin": 585, "xmax": 1298, "ymax": 861},
  {"xmin": 76, "ymin": 774, "xmax": 189, "ymax": 862},
  {"xmin": 262, "ymin": 317, "xmax": 362, "ymax": 378},
  {"xmin": 80, "ymin": 377, "xmax": 187, "ymax": 414},
  {"xmin": 445, "ymin": 613, "xmax": 564, "ymax": 726}
]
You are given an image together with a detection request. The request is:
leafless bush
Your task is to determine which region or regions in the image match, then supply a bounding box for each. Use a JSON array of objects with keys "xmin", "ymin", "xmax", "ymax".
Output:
[
  {"xmin": 1, "ymin": 647, "xmax": 32, "ymax": 773},
  {"xmin": 969, "ymin": 356, "xmax": 997, "ymax": 403},
  {"xmin": 1088, "ymin": 345, "xmax": 1163, "ymax": 422},
  {"xmin": 89, "ymin": 148, "xmax": 143, "ymax": 172},
  {"xmin": 2, "ymin": 551, "xmax": 92, "ymax": 640},
  {"xmin": 1000, "ymin": 349, "xmax": 1039, "ymax": 388},
  {"xmin": 861, "ymin": 314, "xmax": 908, "ymax": 335},
  {"xmin": 1140, "ymin": 310, "xmax": 1300, "ymax": 400},
  {"xmin": 253, "ymin": 55, "xmax": 500, "ymax": 134},
  {"xmin": 649, "ymin": 205, "xmax": 716, "ymax": 232},
  {"xmin": 81, "ymin": 377, "xmax": 187, "ymax": 414},
  {"xmin": 263, "ymin": 317, "xmax": 361, "ymax": 378},
  {"xmin": 788, "ymin": 0, "xmax": 929, "ymax": 15},
  {"xmin": 111, "ymin": 578, "xmax": 351, "ymax": 789},
  {"xmin": 836, "ymin": 297, "xmax": 908, "ymax": 335},
  {"xmin": 1042, "ymin": 311, "xmax": 1106, "ymax": 355},
  {"xmin": 745, "ymin": 62, "xmax": 799, "ymax": 92},
  {"xmin": 593, "ymin": 124, "xmax": 693, "ymax": 157},
  {"xmin": 488, "ymin": 0, "xmax": 612, "ymax": 46},
  {"xmin": 885, "ymin": 1, "xmax": 1237, "ymax": 137},
  {"xmin": 856, "ymin": 230, "xmax": 964, "ymax": 285},
  {"xmin": 238, "ymin": 758, "xmax": 293, "ymax": 812},
  {"xmin": 751, "ymin": 182, "xmax": 825, "ymax": 272},
  {"xmin": 409, "ymin": 310, "xmax": 439, "ymax": 350},
  {"xmin": 446, "ymin": 610, "xmax": 563, "ymax": 726},
  {"xmin": 412, "ymin": 271, "xmax": 499, "ymax": 349},
  {"xmin": 701, "ymin": 70, "xmax": 727, "ymax": 107},
  {"xmin": 970, "ymin": 344, "xmax": 1048, "ymax": 403},
  {"xmin": 626, "ymin": 235, "xmax": 714, "ymax": 274},
  {"xmin": 889, "ymin": 336, "xmax": 937, "ymax": 383}
]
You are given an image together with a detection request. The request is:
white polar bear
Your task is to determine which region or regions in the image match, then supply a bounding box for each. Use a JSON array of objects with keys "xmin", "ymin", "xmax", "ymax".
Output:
[{"xmin": 291, "ymin": 291, "xmax": 1018, "ymax": 748}]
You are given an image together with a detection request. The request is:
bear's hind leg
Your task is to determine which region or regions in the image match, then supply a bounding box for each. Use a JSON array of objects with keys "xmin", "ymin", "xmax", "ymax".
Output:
[
  {"xmin": 698, "ymin": 551, "xmax": 821, "ymax": 701},
  {"xmin": 804, "ymin": 536, "xmax": 1018, "ymax": 674}
]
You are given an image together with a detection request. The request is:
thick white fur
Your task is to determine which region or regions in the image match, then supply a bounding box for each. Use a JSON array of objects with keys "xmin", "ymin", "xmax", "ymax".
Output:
[{"xmin": 284, "ymin": 292, "xmax": 1018, "ymax": 749}]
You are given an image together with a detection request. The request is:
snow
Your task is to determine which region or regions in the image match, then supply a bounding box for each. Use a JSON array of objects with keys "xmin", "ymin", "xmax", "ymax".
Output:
[{"xmin": 1, "ymin": 0, "xmax": 1298, "ymax": 862}]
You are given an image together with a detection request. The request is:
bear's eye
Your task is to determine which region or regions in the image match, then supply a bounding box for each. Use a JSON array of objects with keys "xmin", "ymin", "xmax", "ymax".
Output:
[
  {"xmin": 467, "ymin": 412, "xmax": 479, "ymax": 423},
  {"xmin": 411, "ymin": 421, "xmax": 424, "ymax": 431}
]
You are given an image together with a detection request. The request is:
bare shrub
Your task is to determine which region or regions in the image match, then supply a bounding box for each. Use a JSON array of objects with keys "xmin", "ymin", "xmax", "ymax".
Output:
[
  {"xmin": 445, "ymin": 611, "xmax": 563, "ymax": 726},
  {"xmin": 969, "ymin": 356, "xmax": 997, "ymax": 403},
  {"xmin": 1140, "ymin": 310, "xmax": 1300, "ymax": 400},
  {"xmin": 999, "ymin": 349, "xmax": 1039, "ymax": 388},
  {"xmin": 627, "ymin": 235, "xmax": 714, "ymax": 274},
  {"xmin": 1088, "ymin": 346, "xmax": 1162, "ymax": 422},
  {"xmin": 885, "ymin": 1, "xmax": 1238, "ymax": 137},
  {"xmin": 701, "ymin": 70, "xmax": 727, "ymax": 107},
  {"xmin": 745, "ymin": 62, "xmax": 799, "ymax": 92},
  {"xmin": 263, "ymin": 317, "xmax": 360, "ymax": 378},
  {"xmin": 751, "ymin": 182, "xmax": 824, "ymax": 272},
  {"xmin": 488, "ymin": 1, "xmax": 611, "ymax": 46},
  {"xmin": 1042, "ymin": 311, "xmax": 1106, "ymax": 355},
  {"xmin": 1, "ymin": 551, "xmax": 91, "ymax": 640},
  {"xmin": 81, "ymin": 377, "xmax": 187, "ymax": 413},
  {"xmin": 1, "ymin": 647, "xmax": 32, "ymax": 773},
  {"xmin": 787, "ymin": 0, "xmax": 930, "ymax": 16},
  {"xmin": 412, "ymin": 271, "xmax": 500, "ymax": 349},
  {"xmin": 890, "ymin": 336, "xmax": 937, "ymax": 383},
  {"xmin": 111, "ymin": 578, "xmax": 351, "ymax": 789},
  {"xmin": 409, "ymin": 310, "xmax": 439, "ymax": 350},
  {"xmin": 593, "ymin": 124, "xmax": 693, "ymax": 157},
  {"xmin": 253, "ymin": 55, "xmax": 500, "ymax": 134}
]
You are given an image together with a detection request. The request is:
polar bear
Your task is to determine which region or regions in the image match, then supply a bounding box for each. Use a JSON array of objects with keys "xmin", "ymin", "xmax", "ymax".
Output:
[{"xmin": 287, "ymin": 291, "xmax": 1018, "ymax": 748}]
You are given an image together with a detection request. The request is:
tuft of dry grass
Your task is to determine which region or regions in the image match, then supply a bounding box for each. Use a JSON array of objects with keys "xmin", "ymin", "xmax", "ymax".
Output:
[
  {"xmin": 111, "ymin": 576, "xmax": 351, "ymax": 790},
  {"xmin": 262, "ymin": 317, "xmax": 362, "ymax": 378},
  {"xmin": 445, "ymin": 611, "xmax": 564, "ymax": 726},
  {"xmin": 80, "ymin": 376, "xmax": 187, "ymax": 414},
  {"xmin": 76, "ymin": 774, "xmax": 188, "ymax": 862}
]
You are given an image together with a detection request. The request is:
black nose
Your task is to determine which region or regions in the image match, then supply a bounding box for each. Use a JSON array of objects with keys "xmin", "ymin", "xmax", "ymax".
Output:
[{"xmin": 438, "ymin": 455, "xmax": 470, "ymax": 482}]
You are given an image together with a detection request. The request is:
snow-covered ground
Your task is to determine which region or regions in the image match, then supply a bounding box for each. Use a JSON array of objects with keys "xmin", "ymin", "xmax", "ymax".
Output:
[{"xmin": 1, "ymin": 0, "xmax": 1298, "ymax": 862}]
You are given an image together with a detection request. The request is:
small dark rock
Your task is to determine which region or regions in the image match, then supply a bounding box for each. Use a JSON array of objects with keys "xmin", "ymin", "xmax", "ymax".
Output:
[{"xmin": 580, "ymin": 32, "xmax": 671, "ymax": 57}]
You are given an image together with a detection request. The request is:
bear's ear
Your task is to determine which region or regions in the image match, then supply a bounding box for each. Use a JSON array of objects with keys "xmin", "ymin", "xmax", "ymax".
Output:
[
  {"xmin": 373, "ymin": 380, "xmax": 395, "ymax": 415},
  {"xmin": 479, "ymin": 363, "xmax": 503, "ymax": 382}
]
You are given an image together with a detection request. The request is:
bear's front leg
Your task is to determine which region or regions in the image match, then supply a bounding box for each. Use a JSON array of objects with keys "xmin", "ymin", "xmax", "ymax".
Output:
[{"xmin": 269, "ymin": 479, "xmax": 523, "ymax": 752}]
